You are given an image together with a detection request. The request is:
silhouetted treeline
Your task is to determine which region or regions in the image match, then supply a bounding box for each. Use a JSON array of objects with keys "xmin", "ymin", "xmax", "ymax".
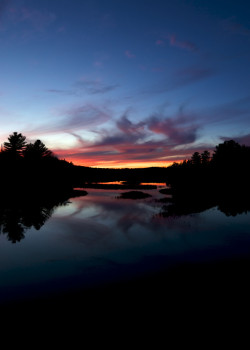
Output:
[
  {"xmin": 165, "ymin": 140, "xmax": 250, "ymax": 191},
  {"xmin": 0, "ymin": 132, "xmax": 84, "ymax": 193},
  {"xmin": 2, "ymin": 132, "xmax": 249, "ymax": 198},
  {"xmin": 161, "ymin": 140, "xmax": 250, "ymax": 217},
  {"xmin": 78, "ymin": 166, "xmax": 168, "ymax": 184},
  {"xmin": 0, "ymin": 132, "xmax": 170, "ymax": 195}
]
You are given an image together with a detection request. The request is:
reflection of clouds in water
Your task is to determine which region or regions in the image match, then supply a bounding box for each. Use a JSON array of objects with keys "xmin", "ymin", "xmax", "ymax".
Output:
[
  {"xmin": 52, "ymin": 190, "xmax": 166, "ymax": 252},
  {"xmin": 57, "ymin": 217, "xmax": 112, "ymax": 247},
  {"xmin": 52, "ymin": 189, "xmax": 250, "ymax": 264},
  {"xmin": 1, "ymin": 188, "xmax": 249, "ymax": 303},
  {"xmin": 72, "ymin": 192, "xmax": 161, "ymax": 240},
  {"xmin": 54, "ymin": 189, "xmax": 194, "ymax": 251}
]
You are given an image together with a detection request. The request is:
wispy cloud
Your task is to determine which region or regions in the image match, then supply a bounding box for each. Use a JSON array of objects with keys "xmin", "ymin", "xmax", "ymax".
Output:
[
  {"xmin": 172, "ymin": 67, "xmax": 213, "ymax": 87},
  {"xmin": 125, "ymin": 50, "xmax": 136, "ymax": 58},
  {"xmin": 28, "ymin": 103, "xmax": 112, "ymax": 137},
  {"xmin": 155, "ymin": 39, "xmax": 165, "ymax": 46},
  {"xmin": 116, "ymin": 115, "xmax": 145, "ymax": 135},
  {"xmin": 75, "ymin": 78, "xmax": 119, "ymax": 94},
  {"xmin": 19, "ymin": 7, "xmax": 56, "ymax": 31},
  {"xmin": 53, "ymin": 136, "xmax": 200, "ymax": 168},
  {"xmin": 168, "ymin": 34, "xmax": 197, "ymax": 51},
  {"xmin": 156, "ymin": 34, "xmax": 197, "ymax": 52},
  {"xmin": 220, "ymin": 133, "xmax": 250, "ymax": 146},
  {"xmin": 62, "ymin": 104, "xmax": 111, "ymax": 130},
  {"xmin": 222, "ymin": 17, "xmax": 250, "ymax": 36},
  {"xmin": 4, "ymin": 4, "xmax": 56, "ymax": 32},
  {"xmin": 148, "ymin": 114, "xmax": 199, "ymax": 145},
  {"xmin": 46, "ymin": 89, "xmax": 75, "ymax": 96},
  {"xmin": 46, "ymin": 78, "xmax": 119, "ymax": 96},
  {"xmin": 27, "ymin": 97, "xmax": 250, "ymax": 167},
  {"xmin": 144, "ymin": 66, "xmax": 214, "ymax": 95},
  {"xmin": 51, "ymin": 110, "xmax": 203, "ymax": 167},
  {"xmin": 201, "ymin": 95, "xmax": 250, "ymax": 126}
]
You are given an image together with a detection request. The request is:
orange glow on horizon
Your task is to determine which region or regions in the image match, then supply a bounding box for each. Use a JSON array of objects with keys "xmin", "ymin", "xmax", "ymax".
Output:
[
  {"xmin": 0, "ymin": 146, "xmax": 183, "ymax": 169},
  {"xmin": 59, "ymin": 155, "xmax": 177, "ymax": 168}
]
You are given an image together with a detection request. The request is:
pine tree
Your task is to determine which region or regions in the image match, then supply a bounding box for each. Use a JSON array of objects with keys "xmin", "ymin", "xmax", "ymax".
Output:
[
  {"xmin": 3, "ymin": 132, "xmax": 27, "ymax": 156},
  {"xmin": 23, "ymin": 140, "xmax": 53, "ymax": 160}
]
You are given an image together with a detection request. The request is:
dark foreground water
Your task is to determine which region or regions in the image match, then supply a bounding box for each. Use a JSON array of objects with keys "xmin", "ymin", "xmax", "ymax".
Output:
[{"xmin": 1, "ymin": 184, "xmax": 250, "ymax": 326}]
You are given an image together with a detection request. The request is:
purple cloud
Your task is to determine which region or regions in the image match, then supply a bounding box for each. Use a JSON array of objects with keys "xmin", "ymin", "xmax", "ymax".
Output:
[
  {"xmin": 82, "ymin": 112, "xmax": 200, "ymax": 159},
  {"xmin": 148, "ymin": 115, "xmax": 199, "ymax": 145},
  {"xmin": 168, "ymin": 34, "xmax": 197, "ymax": 51},
  {"xmin": 49, "ymin": 108, "xmax": 220, "ymax": 167},
  {"xmin": 125, "ymin": 50, "xmax": 136, "ymax": 58},
  {"xmin": 220, "ymin": 134, "xmax": 250, "ymax": 146},
  {"xmin": 155, "ymin": 39, "xmax": 165, "ymax": 46},
  {"xmin": 156, "ymin": 34, "xmax": 197, "ymax": 52},
  {"xmin": 116, "ymin": 115, "xmax": 145, "ymax": 135}
]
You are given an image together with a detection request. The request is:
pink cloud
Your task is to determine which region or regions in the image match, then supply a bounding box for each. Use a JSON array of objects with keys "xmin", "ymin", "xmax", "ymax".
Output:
[
  {"xmin": 94, "ymin": 61, "xmax": 103, "ymax": 67},
  {"xmin": 168, "ymin": 34, "xmax": 197, "ymax": 51},
  {"xmin": 57, "ymin": 26, "xmax": 65, "ymax": 33},
  {"xmin": 53, "ymin": 114, "xmax": 201, "ymax": 167},
  {"xmin": 156, "ymin": 39, "xmax": 165, "ymax": 46},
  {"xmin": 155, "ymin": 34, "xmax": 197, "ymax": 52},
  {"xmin": 221, "ymin": 134, "xmax": 250, "ymax": 146},
  {"xmin": 52, "ymin": 136, "xmax": 199, "ymax": 168},
  {"xmin": 116, "ymin": 115, "xmax": 145, "ymax": 135},
  {"xmin": 25, "ymin": 108, "xmax": 216, "ymax": 168},
  {"xmin": 125, "ymin": 50, "xmax": 136, "ymax": 58},
  {"xmin": 148, "ymin": 115, "xmax": 199, "ymax": 145}
]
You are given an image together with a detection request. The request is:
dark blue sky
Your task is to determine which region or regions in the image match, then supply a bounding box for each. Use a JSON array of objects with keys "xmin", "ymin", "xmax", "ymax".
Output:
[{"xmin": 0, "ymin": 0, "xmax": 250, "ymax": 167}]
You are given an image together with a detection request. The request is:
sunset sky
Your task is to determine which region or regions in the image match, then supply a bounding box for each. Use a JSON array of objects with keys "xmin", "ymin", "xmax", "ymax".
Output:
[{"xmin": 0, "ymin": 0, "xmax": 250, "ymax": 168}]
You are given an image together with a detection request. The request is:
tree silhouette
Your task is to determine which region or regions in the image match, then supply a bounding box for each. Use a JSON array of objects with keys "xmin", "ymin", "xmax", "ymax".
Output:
[
  {"xmin": 3, "ymin": 132, "xmax": 26, "ymax": 156},
  {"xmin": 201, "ymin": 150, "xmax": 210, "ymax": 165},
  {"xmin": 191, "ymin": 152, "xmax": 201, "ymax": 166},
  {"xmin": 212, "ymin": 140, "xmax": 239, "ymax": 163},
  {"xmin": 23, "ymin": 139, "xmax": 53, "ymax": 161}
]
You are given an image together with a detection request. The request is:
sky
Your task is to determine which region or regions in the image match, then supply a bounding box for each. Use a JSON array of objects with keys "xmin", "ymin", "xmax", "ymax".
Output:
[{"xmin": 0, "ymin": 0, "xmax": 250, "ymax": 168}]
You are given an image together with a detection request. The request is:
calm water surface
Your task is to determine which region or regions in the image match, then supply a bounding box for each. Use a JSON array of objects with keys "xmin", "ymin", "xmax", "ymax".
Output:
[{"xmin": 1, "ymin": 185, "xmax": 250, "ymax": 304}]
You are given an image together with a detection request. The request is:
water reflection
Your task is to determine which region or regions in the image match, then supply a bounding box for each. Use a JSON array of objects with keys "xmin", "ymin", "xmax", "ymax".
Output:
[
  {"xmin": 1, "ymin": 185, "xmax": 250, "ymax": 309},
  {"xmin": 1, "ymin": 184, "xmax": 250, "ymax": 244},
  {"xmin": 158, "ymin": 187, "xmax": 250, "ymax": 217},
  {"xmin": 0, "ymin": 190, "xmax": 87, "ymax": 243}
]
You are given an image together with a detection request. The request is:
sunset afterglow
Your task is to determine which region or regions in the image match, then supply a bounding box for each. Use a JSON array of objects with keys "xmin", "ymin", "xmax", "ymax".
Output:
[{"xmin": 0, "ymin": 0, "xmax": 250, "ymax": 168}]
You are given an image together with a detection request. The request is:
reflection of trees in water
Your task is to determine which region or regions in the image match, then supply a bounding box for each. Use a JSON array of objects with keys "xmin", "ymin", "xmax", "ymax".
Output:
[
  {"xmin": 0, "ymin": 193, "xmax": 76, "ymax": 243},
  {"xmin": 158, "ymin": 188, "xmax": 250, "ymax": 218}
]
